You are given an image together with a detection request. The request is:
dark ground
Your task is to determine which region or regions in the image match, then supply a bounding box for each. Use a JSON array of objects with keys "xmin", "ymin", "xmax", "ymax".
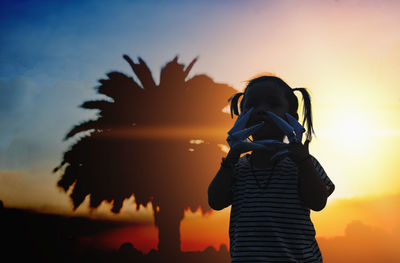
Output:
[{"xmin": 0, "ymin": 205, "xmax": 230, "ymax": 263}]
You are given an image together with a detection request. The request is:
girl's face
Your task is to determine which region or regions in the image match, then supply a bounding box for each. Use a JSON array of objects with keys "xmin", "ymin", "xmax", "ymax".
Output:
[{"xmin": 242, "ymin": 82, "xmax": 292, "ymax": 141}]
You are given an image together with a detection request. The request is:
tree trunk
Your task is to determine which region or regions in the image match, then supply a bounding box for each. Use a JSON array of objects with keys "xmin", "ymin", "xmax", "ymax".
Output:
[{"xmin": 153, "ymin": 202, "xmax": 184, "ymax": 255}]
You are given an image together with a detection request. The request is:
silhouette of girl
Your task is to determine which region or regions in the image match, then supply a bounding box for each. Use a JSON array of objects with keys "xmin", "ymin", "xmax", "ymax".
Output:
[{"xmin": 208, "ymin": 75, "xmax": 335, "ymax": 262}]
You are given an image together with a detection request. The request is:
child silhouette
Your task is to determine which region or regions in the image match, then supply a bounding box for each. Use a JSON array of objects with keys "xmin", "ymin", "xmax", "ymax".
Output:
[{"xmin": 208, "ymin": 76, "xmax": 335, "ymax": 262}]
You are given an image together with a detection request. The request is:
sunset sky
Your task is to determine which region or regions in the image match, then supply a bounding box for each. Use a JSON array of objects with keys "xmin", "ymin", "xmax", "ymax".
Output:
[{"xmin": 1, "ymin": 0, "xmax": 400, "ymax": 260}]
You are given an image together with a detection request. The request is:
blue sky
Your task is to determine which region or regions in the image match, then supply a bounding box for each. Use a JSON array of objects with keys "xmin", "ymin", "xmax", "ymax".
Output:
[{"xmin": 0, "ymin": 0, "xmax": 275, "ymax": 84}]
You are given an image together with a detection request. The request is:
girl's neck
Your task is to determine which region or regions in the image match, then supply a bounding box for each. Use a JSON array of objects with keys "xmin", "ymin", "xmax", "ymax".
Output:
[
  {"xmin": 250, "ymin": 136, "xmax": 284, "ymax": 169},
  {"xmin": 250, "ymin": 150, "xmax": 275, "ymax": 169}
]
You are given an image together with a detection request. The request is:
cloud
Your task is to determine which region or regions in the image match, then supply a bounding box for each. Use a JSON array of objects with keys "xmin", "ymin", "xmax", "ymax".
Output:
[
  {"xmin": 0, "ymin": 76, "xmax": 39, "ymax": 140},
  {"xmin": 312, "ymin": 193, "xmax": 400, "ymax": 237},
  {"xmin": 318, "ymin": 220, "xmax": 400, "ymax": 263},
  {"xmin": 0, "ymin": 76, "xmax": 48, "ymax": 170},
  {"xmin": 0, "ymin": 76, "xmax": 39, "ymax": 113},
  {"xmin": 0, "ymin": 74, "xmax": 98, "ymax": 172}
]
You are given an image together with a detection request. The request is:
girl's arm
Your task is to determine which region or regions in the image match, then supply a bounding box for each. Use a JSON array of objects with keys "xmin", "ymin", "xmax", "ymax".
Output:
[
  {"xmin": 296, "ymin": 156, "xmax": 329, "ymax": 211},
  {"xmin": 207, "ymin": 149, "xmax": 241, "ymax": 210}
]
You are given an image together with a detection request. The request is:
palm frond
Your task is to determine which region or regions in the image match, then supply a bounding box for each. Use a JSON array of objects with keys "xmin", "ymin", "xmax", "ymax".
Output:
[
  {"xmin": 123, "ymin": 54, "xmax": 157, "ymax": 90},
  {"xmin": 183, "ymin": 56, "xmax": 198, "ymax": 79},
  {"xmin": 57, "ymin": 164, "xmax": 78, "ymax": 192},
  {"xmin": 63, "ymin": 120, "xmax": 101, "ymax": 140},
  {"xmin": 97, "ymin": 72, "xmax": 142, "ymax": 102},
  {"xmin": 80, "ymin": 99, "xmax": 114, "ymax": 111},
  {"xmin": 70, "ymin": 180, "xmax": 88, "ymax": 211}
]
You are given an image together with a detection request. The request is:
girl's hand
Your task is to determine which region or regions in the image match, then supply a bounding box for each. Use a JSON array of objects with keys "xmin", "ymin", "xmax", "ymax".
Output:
[
  {"xmin": 287, "ymin": 140, "xmax": 311, "ymax": 164},
  {"xmin": 264, "ymin": 111, "xmax": 308, "ymax": 162},
  {"xmin": 227, "ymin": 107, "xmax": 270, "ymax": 154}
]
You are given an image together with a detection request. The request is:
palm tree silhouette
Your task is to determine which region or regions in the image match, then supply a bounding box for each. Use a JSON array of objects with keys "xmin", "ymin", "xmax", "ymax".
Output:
[{"xmin": 52, "ymin": 54, "xmax": 236, "ymax": 255}]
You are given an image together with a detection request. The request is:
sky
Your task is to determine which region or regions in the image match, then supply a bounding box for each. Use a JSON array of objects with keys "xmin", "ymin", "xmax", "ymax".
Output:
[{"xmin": 1, "ymin": 0, "xmax": 400, "ymax": 258}]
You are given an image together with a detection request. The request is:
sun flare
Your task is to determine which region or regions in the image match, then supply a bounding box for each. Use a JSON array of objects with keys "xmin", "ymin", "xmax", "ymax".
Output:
[{"xmin": 319, "ymin": 109, "xmax": 376, "ymax": 154}]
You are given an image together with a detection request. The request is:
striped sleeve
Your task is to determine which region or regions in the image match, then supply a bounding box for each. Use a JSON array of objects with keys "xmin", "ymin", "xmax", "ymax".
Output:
[{"xmin": 310, "ymin": 155, "xmax": 335, "ymax": 197}]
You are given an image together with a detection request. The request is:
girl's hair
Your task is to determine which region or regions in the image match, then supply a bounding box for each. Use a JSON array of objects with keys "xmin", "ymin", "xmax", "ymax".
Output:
[{"xmin": 228, "ymin": 75, "xmax": 316, "ymax": 142}]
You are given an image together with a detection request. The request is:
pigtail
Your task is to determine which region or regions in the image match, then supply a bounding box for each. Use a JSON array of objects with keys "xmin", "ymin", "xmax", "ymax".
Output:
[
  {"xmin": 228, "ymin": 92, "xmax": 244, "ymax": 119},
  {"xmin": 293, "ymin": 88, "xmax": 316, "ymax": 142}
]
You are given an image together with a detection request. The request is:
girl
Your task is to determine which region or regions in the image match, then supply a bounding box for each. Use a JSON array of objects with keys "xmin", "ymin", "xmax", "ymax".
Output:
[{"xmin": 208, "ymin": 75, "xmax": 335, "ymax": 262}]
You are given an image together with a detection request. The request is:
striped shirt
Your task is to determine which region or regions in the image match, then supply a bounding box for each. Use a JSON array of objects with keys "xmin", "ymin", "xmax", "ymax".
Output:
[{"xmin": 229, "ymin": 153, "xmax": 335, "ymax": 263}]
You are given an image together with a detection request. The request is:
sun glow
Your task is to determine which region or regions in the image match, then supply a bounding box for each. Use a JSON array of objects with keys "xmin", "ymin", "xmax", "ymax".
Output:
[
  {"xmin": 334, "ymin": 112, "xmax": 371, "ymax": 152},
  {"xmin": 318, "ymin": 108, "xmax": 376, "ymax": 154}
]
